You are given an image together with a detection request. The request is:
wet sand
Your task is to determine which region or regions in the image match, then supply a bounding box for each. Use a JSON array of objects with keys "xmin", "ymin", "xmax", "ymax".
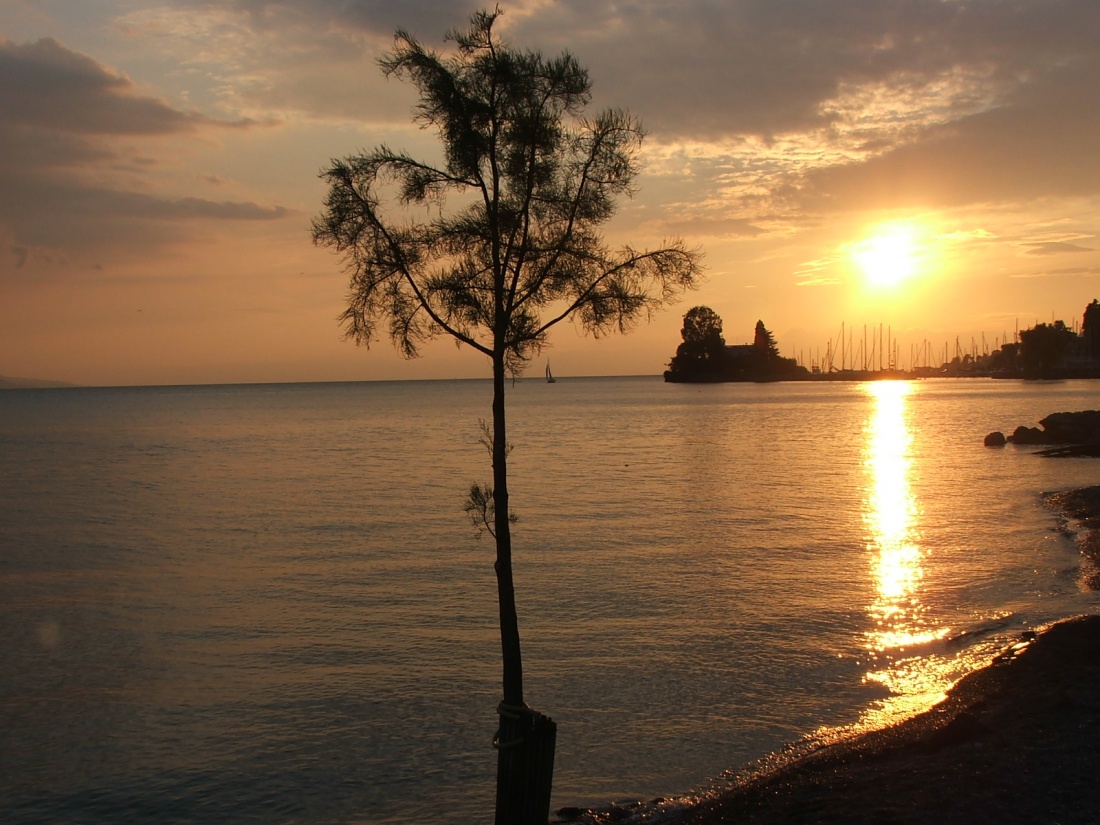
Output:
[{"xmin": 558, "ymin": 486, "xmax": 1100, "ymax": 825}]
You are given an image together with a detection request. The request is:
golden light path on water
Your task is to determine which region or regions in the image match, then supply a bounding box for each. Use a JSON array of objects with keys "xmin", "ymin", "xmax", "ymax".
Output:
[
  {"xmin": 855, "ymin": 380, "xmax": 967, "ymax": 729},
  {"xmin": 864, "ymin": 380, "xmax": 938, "ymax": 653},
  {"xmin": 810, "ymin": 380, "xmax": 993, "ymax": 743}
]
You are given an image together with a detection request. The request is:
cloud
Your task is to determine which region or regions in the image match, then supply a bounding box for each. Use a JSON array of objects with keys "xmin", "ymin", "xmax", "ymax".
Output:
[
  {"xmin": 794, "ymin": 53, "xmax": 1100, "ymax": 212},
  {"xmin": 795, "ymin": 275, "xmax": 842, "ymax": 287},
  {"xmin": 1010, "ymin": 264, "xmax": 1100, "ymax": 279},
  {"xmin": 528, "ymin": 0, "xmax": 1099, "ymax": 138},
  {"xmin": 661, "ymin": 216, "xmax": 767, "ymax": 239},
  {"xmin": 169, "ymin": 0, "xmax": 484, "ymax": 41},
  {"xmin": 0, "ymin": 36, "xmax": 287, "ymax": 273},
  {"xmin": 6, "ymin": 1, "xmax": 1098, "ymax": 275},
  {"xmin": 94, "ymin": 1, "xmax": 1100, "ymax": 222},
  {"xmin": 0, "ymin": 37, "xmax": 223, "ymax": 134},
  {"xmin": 1022, "ymin": 242, "xmax": 1095, "ymax": 256},
  {"xmin": 501, "ymin": 1, "xmax": 1100, "ymax": 222},
  {"xmin": 794, "ymin": 254, "xmax": 844, "ymax": 287}
]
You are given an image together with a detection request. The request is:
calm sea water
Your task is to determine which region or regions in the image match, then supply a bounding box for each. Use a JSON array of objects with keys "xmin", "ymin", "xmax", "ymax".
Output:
[{"xmin": 2, "ymin": 376, "xmax": 1099, "ymax": 823}]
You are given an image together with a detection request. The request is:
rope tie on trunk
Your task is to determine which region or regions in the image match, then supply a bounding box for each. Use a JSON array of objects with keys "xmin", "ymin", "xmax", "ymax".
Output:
[{"xmin": 492, "ymin": 702, "xmax": 530, "ymax": 749}]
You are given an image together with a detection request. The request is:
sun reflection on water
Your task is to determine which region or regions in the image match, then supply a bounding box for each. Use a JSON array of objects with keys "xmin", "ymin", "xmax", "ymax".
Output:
[
  {"xmin": 860, "ymin": 381, "xmax": 952, "ymax": 721},
  {"xmin": 808, "ymin": 380, "xmax": 1002, "ymax": 748},
  {"xmin": 865, "ymin": 381, "xmax": 931, "ymax": 648}
]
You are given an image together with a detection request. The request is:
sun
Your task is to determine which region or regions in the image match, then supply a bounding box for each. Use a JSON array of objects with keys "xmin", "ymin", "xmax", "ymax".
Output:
[{"xmin": 853, "ymin": 224, "xmax": 919, "ymax": 288}]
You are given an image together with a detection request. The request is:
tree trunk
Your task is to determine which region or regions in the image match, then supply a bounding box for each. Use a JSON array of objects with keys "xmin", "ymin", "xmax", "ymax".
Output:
[
  {"xmin": 492, "ymin": 349, "xmax": 524, "ymax": 707},
  {"xmin": 493, "ymin": 348, "xmax": 528, "ymax": 824},
  {"xmin": 490, "ymin": 352, "xmax": 555, "ymax": 824}
]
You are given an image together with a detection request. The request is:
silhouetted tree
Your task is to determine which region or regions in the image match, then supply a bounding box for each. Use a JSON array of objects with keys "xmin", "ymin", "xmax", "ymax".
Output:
[
  {"xmin": 753, "ymin": 320, "xmax": 780, "ymax": 360},
  {"xmin": 1083, "ymin": 299, "xmax": 1100, "ymax": 360},
  {"xmin": 748, "ymin": 319, "xmax": 808, "ymax": 380},
  {"xmin": 312, "ymin": 10, "xmax": 701, "ymax": 821},
  {"xmin": 987, "ymin": 342, "xmax": 1020, "ymax": 374},
  {"xmin": 666, "ymin": 306, "xmax": 727, "ymax": 379},
  {"xmin": 1019, "ymin": 320, "xmax": 1075, "ymax": 378}
]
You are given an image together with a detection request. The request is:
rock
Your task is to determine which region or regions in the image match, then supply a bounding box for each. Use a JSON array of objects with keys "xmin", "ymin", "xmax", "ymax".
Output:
[
  {"xmin": 1036, "ymin": 444, "xmax": 1100, "ymax": 458},
  {"xmin": 1039, "ymin": 410, "xmax": 1100, "ymax": 443},
  {"xmin": 1009, "ymin": 425, "xmax": 1046, "ymax": 445},
  {"xmin": 997, "ymin": 411, "xmax": 1100, "ymax": 448}
]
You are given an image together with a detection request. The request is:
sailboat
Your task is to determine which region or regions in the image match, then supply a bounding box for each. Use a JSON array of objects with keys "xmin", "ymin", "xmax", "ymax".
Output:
[{"xmin": 545, "ymin": 361, "xmax": 556, "ymax": 383}]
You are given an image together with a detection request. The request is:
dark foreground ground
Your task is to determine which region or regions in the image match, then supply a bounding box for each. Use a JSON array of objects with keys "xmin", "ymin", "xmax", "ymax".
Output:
[{"xmin": 559, "ymin": 486, "xmax": 1100, "ymax": 825}]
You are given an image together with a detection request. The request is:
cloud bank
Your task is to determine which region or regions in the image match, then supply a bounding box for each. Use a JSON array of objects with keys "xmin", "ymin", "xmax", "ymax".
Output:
[{"xmin": 0, "ymin": 36, "xmax": 287, "ymax": 273}]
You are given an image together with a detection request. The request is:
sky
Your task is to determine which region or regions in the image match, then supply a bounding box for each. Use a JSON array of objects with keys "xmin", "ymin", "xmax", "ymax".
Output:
[{"xmin": 2, "ymin": 0, "xmax": 1099, "ymax": 386}]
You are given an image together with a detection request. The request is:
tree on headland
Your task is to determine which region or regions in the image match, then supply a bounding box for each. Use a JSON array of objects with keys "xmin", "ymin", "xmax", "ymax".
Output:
[
  {"xmin": 1019, "ymin": 320, "xmax": 1076, "ymax": 379},
  {"xmin": 666, "ymin": 305, "xmax": 727, "ymax": 380},
  {"xmin": 311, "ymin": 9, "xmax": 701, "ymax": 821},
  {"xmin": 665, "ymin": 310, "xmax": 808, "ymax": 382}
]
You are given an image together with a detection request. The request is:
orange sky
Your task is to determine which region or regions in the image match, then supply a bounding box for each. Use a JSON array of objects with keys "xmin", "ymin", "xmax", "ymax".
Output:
[{"xmin": 2, "ymin": 1, "xmax": 1099, "ymax": 385}]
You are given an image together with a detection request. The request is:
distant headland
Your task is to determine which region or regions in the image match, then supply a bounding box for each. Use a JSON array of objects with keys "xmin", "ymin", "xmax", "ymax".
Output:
[
  {"xmin": 0, "ymin": 375, "xmax": 76, "ymax": 390},
  {"xmin": 664, "ymin": 308, "xmax": 810, "ymax": 383},
  {"xmin": 664, "ymin": 299, "xmax": 1100, "ymax": 383}
]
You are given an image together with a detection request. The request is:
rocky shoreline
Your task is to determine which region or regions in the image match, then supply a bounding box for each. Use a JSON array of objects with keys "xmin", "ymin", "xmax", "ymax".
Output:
[
  {"xmin": 556, "ymin": 485, "xmax": 1100, "ymax": 825},
  {"xmin": 984, "ymin": 409, "xmax": 1100, "ymax": 449}
]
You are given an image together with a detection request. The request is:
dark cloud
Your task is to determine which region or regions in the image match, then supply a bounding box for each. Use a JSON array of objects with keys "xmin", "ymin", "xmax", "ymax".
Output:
[
  {"xmin": 515, "ymin": 0, "xmax": 1100, "ymax": 140},
  {"xmin": 5, "ymin": 0, "xmax": 1098, "ymax": 272},
  {"xmin": 0, "ymin": 171, "xmax": 289, "ymax": 256},
  {"xmin": 426, "ymin": 0, "xmax": 1100, "ymax": 214},
  {"xmin": 318, "ymin": 0, "xmax": 481, "ymax": 40},
  {"xmin": 128, "ymin": 1, "xmax": 1099, "ymax": 156},
  {"xmin": 171, "ymin": 0, "xmax": 481, "ymax": 42},
  {"xmin": 0, "ymin": 37, "xmax": 224, "ymax": 134},
  {"xmin": 795, "ymin": 54, "xmax": 1100, "ymax": 210},
  {"xmin": 87, "ymin": 190, "xmax": 288, "ymax": 221},
  {"xmin": 0, "ymin": 36, "xmax": 286, "ymax": 272}
]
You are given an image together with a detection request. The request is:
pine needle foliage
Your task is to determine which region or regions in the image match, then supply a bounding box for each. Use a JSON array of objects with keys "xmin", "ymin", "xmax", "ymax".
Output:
[{"xmin": 312, "ymin": 8, "xmax": 701, "ymax": 375}]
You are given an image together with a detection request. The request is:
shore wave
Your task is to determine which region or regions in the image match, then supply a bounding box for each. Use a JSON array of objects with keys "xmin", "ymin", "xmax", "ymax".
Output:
[{"xmin": 1046, "ymin": 485, "xmax": 1100, "ymax": 590}]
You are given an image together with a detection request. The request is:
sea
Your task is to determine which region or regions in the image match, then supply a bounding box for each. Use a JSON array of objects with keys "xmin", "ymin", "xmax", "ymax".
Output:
[{"xmin": 2, "ymin": 376, "xmax": 1099, "ymax": 824}]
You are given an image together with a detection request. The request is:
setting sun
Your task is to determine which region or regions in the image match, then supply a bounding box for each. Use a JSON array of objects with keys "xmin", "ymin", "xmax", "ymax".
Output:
[{"xmin": 853, "ymin": 225, "xmax": 919, "ymax": 288}]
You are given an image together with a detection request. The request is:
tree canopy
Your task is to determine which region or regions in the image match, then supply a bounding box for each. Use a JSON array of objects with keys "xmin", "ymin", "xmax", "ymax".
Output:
[
  {"xmin": 753, "ymin": 320, "xmax": 780, "ymax": 360},
  {"xmin": 1083, "ymin": 299, "xmax": 1100, "ymax": 360},
  {"xmin": 666, "ymin": 305, "xmax": 727, "ymax": 378},
  {"xmin": 312, "ymin": 9, "xmax": 701, "ymax": 375},
  {"xmin": 1019, "ymin": 320, "xmax": 1076, "ymax": 379}
]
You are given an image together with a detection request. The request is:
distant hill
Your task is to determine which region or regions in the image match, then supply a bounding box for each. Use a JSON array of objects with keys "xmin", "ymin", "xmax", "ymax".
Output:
[{"xmin": 0, "ymin": 375, "xmax": 77, "ymax": 389}]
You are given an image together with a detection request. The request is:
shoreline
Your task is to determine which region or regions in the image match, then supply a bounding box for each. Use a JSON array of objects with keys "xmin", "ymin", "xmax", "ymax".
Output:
[
  {"xmin": 557, "ymin": 486, "xmax": 1100, "ymax": 825},
  {"xmin": 675, "ymin": 612, "xmax": 1100, "ymax": 824}
]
